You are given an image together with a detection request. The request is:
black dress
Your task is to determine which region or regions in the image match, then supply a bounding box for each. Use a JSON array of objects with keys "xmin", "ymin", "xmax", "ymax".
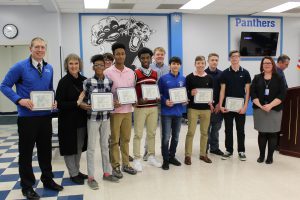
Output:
[{"xmin": 56, "ymin": 73, "xmax": 87, "ymax": 156}]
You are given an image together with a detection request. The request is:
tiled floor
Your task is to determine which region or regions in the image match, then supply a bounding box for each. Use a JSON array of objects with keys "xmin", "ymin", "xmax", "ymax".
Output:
[{"xmin": 0, "ymin": 117, "xmax": 300, "ymax": 200}]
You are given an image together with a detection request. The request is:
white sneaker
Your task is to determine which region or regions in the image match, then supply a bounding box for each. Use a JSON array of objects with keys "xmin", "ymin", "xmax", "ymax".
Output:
[
  {"xmin": 133, "ymin": 159, "xmax": 143, "ymax": 172},
  {"xmin": 147, "ymin": 155, "xmax": 162, "ymax": 168}
]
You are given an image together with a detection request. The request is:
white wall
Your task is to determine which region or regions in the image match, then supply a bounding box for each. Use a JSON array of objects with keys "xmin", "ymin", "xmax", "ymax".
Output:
[
  {"xmin": 182, "ymin": 14, "xmax": 300, "ymax": 87},
  {"xmin": 0, "ymin": 5, "xmax": 62, "ymax": 90}
]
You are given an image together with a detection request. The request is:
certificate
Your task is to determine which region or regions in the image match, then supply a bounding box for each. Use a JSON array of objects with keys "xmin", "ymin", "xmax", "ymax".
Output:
[
  {"xmin": 117, "ymin": 87, "xmax": 137, "ymax": 104},
  {"xmin": 30, "ymin": 91, "xmax": 54, "ymax": 111},
  {"xmin": 169, "ymin": 87, "xmax": 188, "ymax": 104},
  {"xmin": 141, "ymin": 84, "xmax": 160, "ymax": 100},
  {"xmin": 91, "ymin": 93, "xmax": 114, "ymax": 111},
  {"xmin": 194, "ymin": 88, "xmax": 213, "ymax": 104},
  {"xmin": 225, "ymin": 97, "xmax": 244, "ymax": 112}
]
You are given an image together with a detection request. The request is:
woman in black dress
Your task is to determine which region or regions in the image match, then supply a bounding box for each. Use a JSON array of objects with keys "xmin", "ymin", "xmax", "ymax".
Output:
[
  {"xmin": 56, "ymin": 54, "xmax": 90, "ymax": 183},
  {"xmin": 250, "ymin": 56, "xmax": 286, "ymax": 164}
]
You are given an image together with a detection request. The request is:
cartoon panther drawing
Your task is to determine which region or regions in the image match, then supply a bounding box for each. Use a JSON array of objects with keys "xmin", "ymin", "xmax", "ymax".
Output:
[{"xmin": 91, "ymin": 16, "xmax": 153, "ymax": 68}]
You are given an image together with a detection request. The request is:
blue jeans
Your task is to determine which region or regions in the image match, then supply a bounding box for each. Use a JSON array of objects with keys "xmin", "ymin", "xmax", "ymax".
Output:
[
  {"xmin": 207, "ymin": 113, "xmax": 223, "ymax": 151},
  {"xmin": 161, "ymin": 115, "xmax": 182, "ymax": 161}
]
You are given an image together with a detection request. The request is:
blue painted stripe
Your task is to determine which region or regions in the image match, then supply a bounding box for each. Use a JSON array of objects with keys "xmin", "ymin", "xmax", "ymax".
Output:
[{"xmin": 169, "ymin": 13, "xmax": 183, "ymax": 73}]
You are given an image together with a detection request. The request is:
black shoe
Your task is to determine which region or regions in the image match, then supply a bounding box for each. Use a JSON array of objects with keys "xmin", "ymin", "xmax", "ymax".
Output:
[
  {"xmin": 129, "ymin": 155, "xmax": 134, "ymax": 162},
  {"xmin": 78, "ymin": 172, "xmax": 88, "ymax": 179},
  {"xmin": 265, "ymin": 158, "xmax": 273, "ymax": 164},
  {"xmin": 162, "ymin": 160, "xmax": 169, "ymax": 170},
  {"xmin": 210, "ymin": 149, "xmax": 224, "ymax": 156},
  {"xmin": 22, "ymin": 188, "xmax": 40, "ymax": 200},
  {"xmin": 169, "ymin": 157, "xmax": 181, "ymax": 166},
  {"xmin": 70, "ymin": 175, "xmax": 84, "ymax": 184},
  {"xmin": 257, "ymin": 157, "xmax": 264, "ymax": 163},
  {"xmin": 43, "ymin": 179, "xmax": 64, "ymax": 191}
]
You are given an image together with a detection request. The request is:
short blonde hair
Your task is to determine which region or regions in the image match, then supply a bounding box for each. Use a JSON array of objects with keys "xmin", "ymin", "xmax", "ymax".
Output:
[
  {"xmin": 153, "ymin": 47, "xmax": 166, "ymax": 55},
  {"xmin": 64, "ymin": 54, "xmax": 83, "ymax": 72},
  {"xmin": 30, "ymin": 37, "xmax": 46, "ymax": 48}
]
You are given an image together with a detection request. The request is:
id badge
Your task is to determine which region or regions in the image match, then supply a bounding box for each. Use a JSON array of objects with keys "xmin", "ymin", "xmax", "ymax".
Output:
[{"xmin": 265, "ymin": 89, "xmax": 269, "ymax": 96}]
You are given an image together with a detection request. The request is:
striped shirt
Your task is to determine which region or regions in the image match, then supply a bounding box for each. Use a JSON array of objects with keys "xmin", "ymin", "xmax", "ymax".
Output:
[{"xmin": 83, "ymin": 75, "xmax": 113, "ymax": 121}]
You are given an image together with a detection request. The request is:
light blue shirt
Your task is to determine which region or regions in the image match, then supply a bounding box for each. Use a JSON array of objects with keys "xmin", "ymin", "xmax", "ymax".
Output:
[{"xmin": 150, "ymin": 62, "xmax": 169, "ymax": 80}]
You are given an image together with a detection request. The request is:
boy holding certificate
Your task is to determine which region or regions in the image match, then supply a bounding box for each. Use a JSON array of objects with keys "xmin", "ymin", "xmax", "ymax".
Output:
[
  {"xmin": 219, "ymin": 50, "xmax": 251, "ymax": 161},
  {"xmin": 104, "ymin": 43, "xmax": 137, "ymax": 178},
  {"xmin": 82, "ymin": 54, "xmax": 119, "ymax": 190},
  {"xmin": 132, "ymin": 47, "xmax": 161, "ymax": 172},
  {"xmin": 184, "ymin": 56, "xmax": 214, "ymax": 165},
  {"xmin": 158, "ymin": 57, "xmax": 186, "ymax": 170}
]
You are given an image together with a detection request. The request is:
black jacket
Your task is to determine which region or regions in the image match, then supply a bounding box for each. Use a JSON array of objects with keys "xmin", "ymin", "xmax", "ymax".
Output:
[
  {"xmin": 56, "ymin": 73, "xmax": 87, "ymax": 156},
  {"xmin": 250, "ymin": 73, "xmax": 286, "ymax": 111}
]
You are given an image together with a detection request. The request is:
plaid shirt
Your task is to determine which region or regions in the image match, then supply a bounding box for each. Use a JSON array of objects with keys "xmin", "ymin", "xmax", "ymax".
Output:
[{"xmin": 83, "ymin": 75, "xmax": 113, "ymax": 121}]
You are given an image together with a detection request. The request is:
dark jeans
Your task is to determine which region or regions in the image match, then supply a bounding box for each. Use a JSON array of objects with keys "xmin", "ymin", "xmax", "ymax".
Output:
[
  {"xmin": 223, "ymin": 112, "xmax": 246, "ymax": 153},
  {"xmin": 207, "ymin": 112, "xmax": 223, "ymax": 151},
  {"xmin": 18, "ymin": 116, "xmax": 54, "ymax": 189},
  {"xmin": 161, "ymin": 115, "xmax": 182, "ymax": 161}
]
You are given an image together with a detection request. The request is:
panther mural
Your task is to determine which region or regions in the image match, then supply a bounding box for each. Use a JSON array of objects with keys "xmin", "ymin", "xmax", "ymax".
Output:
[{"xmin": 91, "ymin": 16, "xmax": 154, "ymax": 68}]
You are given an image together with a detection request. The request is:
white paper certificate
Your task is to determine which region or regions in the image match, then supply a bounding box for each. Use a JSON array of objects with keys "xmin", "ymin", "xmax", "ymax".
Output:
[
  {"xmin": 117, "ymin": 87, "xmax": 137, "ymax": 105},
  {"xmin": 91, "ymin": 93, "xmax": 114, "ymax": 111},
  {"xmin": 30, "ymin": 91, "xmax": 54, "ymax": 111},
  {"xmin": 169, "ymin": 87, "xmax": 188, "ymax": 104},
  {"xmin": 225, "ymin": 97, "xmax": 244, "ymax": 112},
  {"xmin": 194, "ymin": 88, "xmax": 213, "ymax": 104},
  {"xmin": 141, "ymin": 84, "xmax": 160, "ymax": 100}
]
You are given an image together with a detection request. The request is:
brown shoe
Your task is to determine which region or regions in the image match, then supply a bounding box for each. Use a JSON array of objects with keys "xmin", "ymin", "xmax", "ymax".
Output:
[
  {"xmin": 200, "ymin": 156, "xmax": 212, "ymax": 163},
  {"xmin": 184, "ymin": 156, "xmax": 191, "ymax": 165}
]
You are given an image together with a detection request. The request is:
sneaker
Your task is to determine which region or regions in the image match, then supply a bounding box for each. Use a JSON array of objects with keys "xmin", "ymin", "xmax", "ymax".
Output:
[
  {"xmin": 122, "ymin": 165, "xmax": 137, "ymax": 175},
  {"xmin": 184, "ymin": 156, "xmax": 191, "ymax": 165},
  {"xmin": 162, "ymin": 160, "xmax": 169, "ymax": 170},
  {"xmin": 147, "ymin": 155, "xmax": 162, "ymax": 168},
  {"xmin": 210, "ymin": 149, "xmax": 224, "ymax": 156},
  {"xmin": 112, "ymin": 166, "xmax": 123, "ymax": 179},
  {"xmin": 221, "ymin": 151, "xmax": 233, "ymax": 160},
  {"xmin": 133, "ymin": 159, "xmax": 143, "ymax": 172},
  {"xmin": 238, "ymin": 152, "xmax": 247, "ymax": 161},
  {"xmin": 103, "ymin": 175, "xmax": 120, "ymax": 183},
  {"xmin": 169, "ymin": 157, "xmax": 181, "ymax": 166},
  {"xmin": 143, "ymin": 151, "xmax": 149, "ymax": 161},
  {"xmin": 87, "ymin": 179, "xmax": 99, "ymax": 190}
]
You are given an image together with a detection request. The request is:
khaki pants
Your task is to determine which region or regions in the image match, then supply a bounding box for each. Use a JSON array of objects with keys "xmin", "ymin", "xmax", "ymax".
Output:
[
  {"xmin": 185, "ymin": 108, "xmax": 211, "ymax": 157},
  {"xmin": 133, "ymin": 107, "xmax": 158, "ymax": 159},
  {"xmin": 110, "ymin": 113, "xmax": 132, "ymax": 168}
]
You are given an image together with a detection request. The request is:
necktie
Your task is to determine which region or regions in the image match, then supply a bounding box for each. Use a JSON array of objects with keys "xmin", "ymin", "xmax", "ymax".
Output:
[{"xmin": 37, "ymin": 63, "xmax": 42, "ymax": 76}]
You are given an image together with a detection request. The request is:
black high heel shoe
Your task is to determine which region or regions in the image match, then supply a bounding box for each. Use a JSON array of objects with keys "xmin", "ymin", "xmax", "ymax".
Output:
[
  {"xmin": 257, "ymin": 157, "xmax": 264, "ymax": 163},
  {"xmin": 265, "ymin": 158, "xmax": 273, "ymax": 164}
]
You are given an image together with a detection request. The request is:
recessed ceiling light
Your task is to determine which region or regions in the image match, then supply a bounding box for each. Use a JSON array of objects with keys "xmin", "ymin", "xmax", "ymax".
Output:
[
  {"xmin": 84, "ymin": 0, "xmax": 109, "ymax": 9},
  {"xmin": 263, "ymin": 2, "xmax": 300, "ymax": 13},
  {"xmin": 180, "ymin": 0, "xmax": 215, "ymax": 10}
]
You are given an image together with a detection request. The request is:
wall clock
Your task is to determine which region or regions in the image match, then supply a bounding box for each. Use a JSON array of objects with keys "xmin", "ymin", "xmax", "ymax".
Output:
[{"xmin": 3, "ymin": 24, "xmax": 18, "ymax": 39}]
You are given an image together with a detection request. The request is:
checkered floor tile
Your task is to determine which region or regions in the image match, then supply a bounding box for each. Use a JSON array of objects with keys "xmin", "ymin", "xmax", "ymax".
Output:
[{"xmin": 0, "ymin": 125, "xmax": 84, "ymax": 200}]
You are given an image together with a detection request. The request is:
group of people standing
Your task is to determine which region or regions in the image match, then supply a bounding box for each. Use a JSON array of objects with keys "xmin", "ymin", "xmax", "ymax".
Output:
[{"xmin": 0, "ymin": 36, "xmax": 289, "ymax": 199}]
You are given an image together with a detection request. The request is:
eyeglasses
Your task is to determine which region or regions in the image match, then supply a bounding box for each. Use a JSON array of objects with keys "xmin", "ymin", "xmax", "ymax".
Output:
[
  {"xmin": 263, "ymin": 62, "xmax": 272, "ymax": 65},
  {"xmin": 94, "ymin": 64, "xmax": 105, "ymax": 68}
]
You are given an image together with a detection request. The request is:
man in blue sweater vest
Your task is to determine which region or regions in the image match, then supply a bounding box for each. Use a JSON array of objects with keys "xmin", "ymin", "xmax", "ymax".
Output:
[{"xmin": 0, "ymin": 37, "xmax": 63, "ymax": 199}]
